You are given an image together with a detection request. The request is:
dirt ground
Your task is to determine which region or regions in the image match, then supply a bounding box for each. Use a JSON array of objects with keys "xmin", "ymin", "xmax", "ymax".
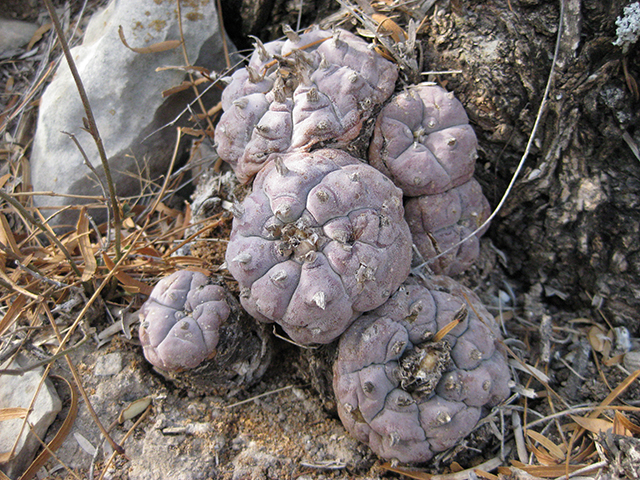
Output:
[{"xmin": 2, "ymin": 0, "xmax": 640, "ymax": 479}]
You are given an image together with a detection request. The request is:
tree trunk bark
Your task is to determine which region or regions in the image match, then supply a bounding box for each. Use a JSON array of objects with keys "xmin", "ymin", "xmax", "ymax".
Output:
[{"xmin": 421, "ymin": 0, "xmax": 640, "ymax": 330}]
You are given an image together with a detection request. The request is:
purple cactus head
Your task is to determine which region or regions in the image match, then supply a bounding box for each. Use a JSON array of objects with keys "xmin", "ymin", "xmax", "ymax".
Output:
[
  {"xmin": 138, "ymin": 270, "xmax": 272, "ymax": 394},
  {"xmin": 225, "ymin": 148, "xmax": 412, "ymax": 344},
  {"xmin": 369, "ymin": 83, "xmax": 478, "ymax": 197},
  {"xmin": 215, "ymin": 27, "xmax": 398, "ymax": 183},
  {"xmin": 138, "ymin": 270, "xmax": 230, "ymax": 371},
  {"xmin": 333, "ymin": 275, "xmax": 511, "ymax": 463},
  {"xmin": 405, "ymin": 178, "xmax": 491, "ymax": 275}
]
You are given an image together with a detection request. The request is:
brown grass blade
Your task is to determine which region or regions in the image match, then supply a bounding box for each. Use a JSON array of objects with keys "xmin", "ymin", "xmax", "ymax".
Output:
[
  {"xmin": 0, "ymin": 407, "xmax": 29, "ymax": 421},
  {"xmin": 614, "ymin": 411, "xmax": 640, "ymax": 435},
  {"xmin": 0, "ymin": 268, "xmax": 38, "ymax": 299},
  {"xmin": 76, "ymin": 208, "xmax": 97, "ymax": 282},
  {"xmin": 383, "ymin": 456, "xmax": 503, "ymax": 479},
  {"xmin": 101, "ymin": 252, "xmax": 153, "ymax": 296},
  {"xmin": 26, "ymin": 22, "xmax": 52, "ymax": 50},
  {"xmin": 0, "ymin": 213, "xmax": 21, "ymax": 260},
  {"xmin": 509, "ymin": 460, "xmax": 587, "ymax": 478},
  {"xmin": 371, "ymin": 13, "xmax": 407, "ymax": 41},
  {"xmin": 528, "ymin": 443, "xmax": 560, "ymax": 466},
  {"xmin": 117, "ymin": 25, "xmax": 182, "ymax": 54},
  {"xmin": 434, "ymin": 309, "xmax": 464, "ymax": 342},
  {"xmin": 0, "ymin": 293, "xmax": 27, "ymax": 336},
  {"xmin": 162, "ymin": 78, "xmax": 210, "ymax": 98},
  {"xmin": 0, "ymin": 173, "xmax": 10, "ymax": 189},
  {"xmin": 474, "ymin": 471, "xmax": 498, "ymax": 480},
  {"xmin": 526, "ymin": 430, "xmax": 566, "ymax": 460},
  {"xmin": 589, "ymin": 368, "xmax": 640, "ymax": 417},
  {"xmin": 570, "ymin": 415, "xmax": 614, "ymax": 435}
]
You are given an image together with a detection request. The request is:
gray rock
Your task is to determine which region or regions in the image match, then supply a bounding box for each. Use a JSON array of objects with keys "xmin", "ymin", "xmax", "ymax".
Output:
[
  {"xmin": 231, "ymin": 441, "xmax": 280, "ymax": 480},
  {"xmin": 0, "ymin": 355, "xmax": 62, "ymax": 479},
  {"xmin": 0, "ymin": 18, "xmax": 39, "ymax": 58},
  {"xmin": 93, "ymin": 352, "xmax": 123, "ymax": 376},
  {"xmin": 30, "ymin": 0, "xmax": 234, "ymax": 226}
]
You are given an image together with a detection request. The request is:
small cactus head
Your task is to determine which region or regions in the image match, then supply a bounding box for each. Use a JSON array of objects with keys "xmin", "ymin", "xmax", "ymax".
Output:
[
  {"xmin": 405, "ymin": 179, "xmax": 492, "ymax": 275},
  {"xmin": 333, "ymin": 275, "xmax": 511, "ymax": 463},
  {"xmin": 369, "ymin": 83, "xmax": 478, "ymax": 197},
  {"xmin": 139, "ymin": 270, "xmax": 230, "ymax": 371},
  {"xmin": 138, "ymin": 270, "xmax": 272, "ymax": 394}
]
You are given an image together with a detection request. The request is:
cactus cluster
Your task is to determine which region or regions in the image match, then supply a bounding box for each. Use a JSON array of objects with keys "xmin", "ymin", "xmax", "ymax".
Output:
[{"xmin": 137, "ymin": 24, "xmax": 510, "ymax": 465}]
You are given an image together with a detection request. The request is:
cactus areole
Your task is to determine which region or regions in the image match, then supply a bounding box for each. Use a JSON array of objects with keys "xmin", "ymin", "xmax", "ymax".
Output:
[{"xmin": 225, "ymin": 149, "xmax": 413, "ymax": 345}]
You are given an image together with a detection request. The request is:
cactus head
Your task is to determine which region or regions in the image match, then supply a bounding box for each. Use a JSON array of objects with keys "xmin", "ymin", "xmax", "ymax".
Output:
[
  {"xmin": 226, "ymin": 149, "xmax": 412, "ymax": 344},
  {"xmin": 333, "ymin": 275, "xmax": 511, "ymax": 463}
]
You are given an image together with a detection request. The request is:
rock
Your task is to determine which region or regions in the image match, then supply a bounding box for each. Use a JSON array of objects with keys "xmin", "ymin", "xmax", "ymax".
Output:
[
  {"xmin": 30, "ymin": 0, "xmax": 235, "ymax": 227},
  {"xmin": 231, "ymin": 441, "xmax": 280, "ymax": 480},
  {"xmin": 0, "ymin": 18, "xmax": 38, "ymax": 58},
  {"xmin": 93, "ymin": 352, "xmax": 123, "ymax": 376},
  {"xmin": 0, "ymin": 355, "xmax": 62, "ymax": 479}
]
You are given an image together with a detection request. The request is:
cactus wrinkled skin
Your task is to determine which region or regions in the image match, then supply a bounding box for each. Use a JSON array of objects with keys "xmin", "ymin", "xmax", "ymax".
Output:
[
  {"xmin": 225, "ymin": 148, "xmax": 413, "ymax": 345},
  {"xmin": 215, "ymin": 27, "xmax": 398, "ymax": 183},
  {"xmin": 369, "ymin": 83, "xmax": 478, "ymax": 197},
  {"xmin": 333, "ymin": 275, "xmax": 511, "ymax": 464},
  {"xmin": 405, "ymin": 179, "xmax": 491, "ymax": 275},
  {"xmin": 139, "ymin": 270, "xmax": 271, "ymax": 394}
]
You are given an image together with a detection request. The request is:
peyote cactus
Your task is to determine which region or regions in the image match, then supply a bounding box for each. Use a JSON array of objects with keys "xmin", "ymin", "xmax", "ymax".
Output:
[
  {"xmin": 215, "ymin": 26, "xmax": 398, "ymax": 183},
  {"xmin": 225, "ymin": 148, "xmax": 413, "ymax": 345},
  {"xmin": 138, "ymin": 270, "xmax": 271, "ymax": 394},
  {"xmin": 369, "ymin": 83, "xmax": 478, "ymax": 197},
  {"xmin": 333, "ymin": 275, "xmax": 510, "ymax": 463},
  {"xmin": 405, "ymin": 178, "xmax": 491, "ymax": 275}
]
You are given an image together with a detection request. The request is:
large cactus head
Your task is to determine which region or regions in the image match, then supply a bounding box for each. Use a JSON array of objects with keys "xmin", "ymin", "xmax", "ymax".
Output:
[
  {"xmin": 215, "ymin": 27, "xmax": 398, "ymax": 183},
  {"xmin": 225, "ymin": 148, "xmax": 412, "ymax": 344},
  {"xmin": 333, "ymin": 275, "xmax": 511, "ymax": 463}
]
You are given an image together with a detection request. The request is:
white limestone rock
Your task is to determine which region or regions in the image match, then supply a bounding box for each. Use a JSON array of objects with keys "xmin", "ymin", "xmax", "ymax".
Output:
[
  {"xmin": 30, "ymin": 0, "xmax": 234, "ymax": 226},
  {"xmin": 0, "ymin": 355, "xmax": 62, "ymax": 479}
]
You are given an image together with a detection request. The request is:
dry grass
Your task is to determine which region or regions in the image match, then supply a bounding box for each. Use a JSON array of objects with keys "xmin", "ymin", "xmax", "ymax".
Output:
[{"xmin": 1, "ymin": 1, "xmax": 639, "ymax": 479}]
